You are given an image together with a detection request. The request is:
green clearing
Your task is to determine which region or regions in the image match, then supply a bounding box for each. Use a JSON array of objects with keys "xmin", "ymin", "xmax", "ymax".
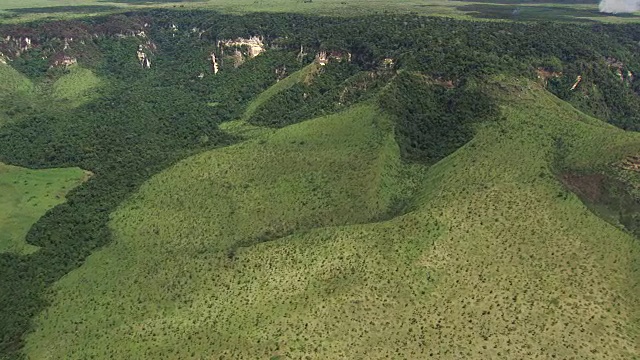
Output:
[
  {"xmin": 0, "ymin": 62, "xmax": 35, "ymax": 127},
  {"xmin": 51, "ymin": 65, "xmax": 101, "ymax": 108},
  {"xmin": 0, "ymin": 62, "xmax": 33, "ymax": 97},
  {"xmin": 0, "ymin": 164, "xmax": 86, "ymax": 255},
  {"xmin": 0, "ymin": 62, "xmax": 87, "ymax": 255},
  {"xmin": 23, "ymin": 78, "xmax": 640, "ymax": 358}
]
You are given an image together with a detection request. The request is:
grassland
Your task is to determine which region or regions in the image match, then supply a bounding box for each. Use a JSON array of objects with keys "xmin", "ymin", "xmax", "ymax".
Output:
[
  {"xmin": 0, "ymin": 62, "xmax": 88, "ymax": 255},
  {"xmin": 22, "ymin": 75, "xmax": 640, "ymax": 358},
  {"xmin": 0, "ymin": 62, "xmax": 93, "ymax": 252},
  {"xmin": 0, "ymin": 163, "xmax": 86, "ymax": 255},
  {"xmin": 0, "ymin": 62, "xmax": 33, "ymax": 98},
  {"xmin": 1, "ymin": 0, "xmax": 639, "ymax": 23},
  {"xmin": 51, "ymin": 65, "xmax": 101, "ymax": 108},
  {"xmin": 0, "ymin": 62, "xmax": 35, "ymax": 126}
]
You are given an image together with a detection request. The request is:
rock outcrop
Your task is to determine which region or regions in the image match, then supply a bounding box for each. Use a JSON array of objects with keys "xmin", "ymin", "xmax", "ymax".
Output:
[
  {"xmin": 570, "ymin": 75, "xmax": 582, "ymax": 91},
  {"xmin": 51, "ymin": 54, "xmax": 77, "ymax": 68},
  {"xmin": 315, "ymin": 50, "xmax": 352, "ymax": 66},
  {"xmin": 136, "ymin": 45, "xmax": 151, "ymax": 69},
  {"xmin": 218, "ymin": 36, "xmax": 265, "ymax": 58},
  {"xmin": 606, "ymin": 57, "xmax": 634, "ymax": 84},
  {"xmin": 210, "ymin": 52, "xmax": 219, "ymax": 74},
  {"xmin": 536, "ymin": 68, "xmax": 562, "ymax": 87}
]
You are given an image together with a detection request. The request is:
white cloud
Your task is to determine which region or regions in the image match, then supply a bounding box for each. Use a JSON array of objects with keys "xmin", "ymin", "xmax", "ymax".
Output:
[{"xmin": 600, "ymin": 0, "xmax": 640, "ymax": 13}]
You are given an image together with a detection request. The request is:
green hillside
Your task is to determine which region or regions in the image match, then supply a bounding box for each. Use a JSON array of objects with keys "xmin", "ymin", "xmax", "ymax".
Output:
[
  {"xmin": 0, "ymin": 164, "xmax": 86, "ymax": 255},
  {"xmin": 0, "ymin": 62, "xmax": 34, "ymax": 127},
  {"xmin": 24, "ymin": 78, "xmax": 640, "ymax": 359},
  {"xmin": 0, "ymin": 63, "xmax": 32, "ymax": 92},
  {"xmin": 51, "ymin": 65, "xmax": 101, "ymax": 108},
  {"xmin": 0, "ymin": 63, "xmax": 87, "ymax": 255}
]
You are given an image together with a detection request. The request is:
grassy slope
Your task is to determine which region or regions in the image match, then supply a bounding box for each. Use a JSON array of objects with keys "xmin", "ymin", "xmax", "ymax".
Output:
[
  {"xmin": 24, "ymin": 78, "xmax": 640, "ymax": 359},
  {"xmin": 0, "ymin": 63, "xmax": 88, "ymax": 255},
  {"xmin": 51, "ymin": 65, "xmax": 101, "ymax": 108},
  {"xmin": 0, "ymin": 63, "xmax": 33, "ymax": 92},
  {"xmin": 0, "ymin": 164, "xmax": 86, "ymax": 255},
  {"xmin": 0, "ymin": 62, "xmax": 34, "ymax": 126}
]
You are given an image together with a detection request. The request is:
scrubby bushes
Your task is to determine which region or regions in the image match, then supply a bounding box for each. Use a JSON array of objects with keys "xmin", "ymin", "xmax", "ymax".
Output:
[{"xmin": 2, "ymin": 9, "xmax": 640, "ymax": 359}]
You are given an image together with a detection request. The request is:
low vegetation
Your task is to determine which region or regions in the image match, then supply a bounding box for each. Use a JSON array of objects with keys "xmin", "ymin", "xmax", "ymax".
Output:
[
  {"xmin": 1, "ymin": 9, "xmax": 640, "ymax": 360},
  {"xmin": 24, "ymin": 78, "xmax": 640, "ymax": 359},
  {"xmin": 0, "ymin": 164, "xmax": 86, "ymax": 255},
  {"xmin": 51, "ymin": 65, "xmax": 101, "ymax": 107}
]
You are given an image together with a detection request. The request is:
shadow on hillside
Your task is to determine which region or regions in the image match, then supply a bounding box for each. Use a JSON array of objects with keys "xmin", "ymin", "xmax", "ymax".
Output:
[{"xmin": 560, "ymin": 172, "xmax": 640, "ymax": 238}]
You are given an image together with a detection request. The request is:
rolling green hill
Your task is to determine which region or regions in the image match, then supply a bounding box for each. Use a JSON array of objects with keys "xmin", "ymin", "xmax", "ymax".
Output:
[
  {"xmin": 0, "ymin": 62, "xmax": 32, "ymax": 96},
  {"xmin": 23, "ymin": 77, "xmax": 640, "ymax": 359},
  {"xmin": 0, "ymin": 63, "xmax": 87, "ymax": 255},
  {"xmin": 51, "ymin": 65, "xmax": 101, "ymax": 108},
  {"xmin": 0, "ymin": 164, "xmax": 87, "ymax": 255},
  {"xmin": 0, "ymin": 62, "xmax": 35, "ymax": 127},
  {"xmin": 242, "ymin": 63, "xmax": 320, "ymax": 121}
]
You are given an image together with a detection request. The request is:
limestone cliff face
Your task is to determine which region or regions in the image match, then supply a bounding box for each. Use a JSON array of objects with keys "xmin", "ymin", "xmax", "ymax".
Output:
[
  {"xmin": 1, "ymin": 36, "xmax": 33, "ymax": 57},
  {"xmin": 216, "ymin": 36, "xmax": 264, "ymax": 68},
  {"xmin": 606, "ymin": 57, "xmax": 634, "ymax": 85},
  {"xmin": 210, "ymin": 52, "xmax": 219, "ymax": 74},
  {"xmin": 218, "ymin": 36, "xmax": 265, "ymax": 58},
  {"xmin": 536, "ymin": 68, "xmax": 562, "ymax": 87},
  {"xmin": 51, "ymin": 54, "xmax": 77, "ymax": 68},
  {"xmin": 314, "ymin": 50, "xmax": 352, "ymax": 66},
  {"xmin": 570, "ymin": 75, "xmax": 582, "ymax": 91},
  {"xmin": 231, "ymin": 49, "xmax": 244, "ymax": 68},
  {"xmin": 136, "ymin": 45, "xmax": 152, "ymax": 69},
  {"xmin": 0, "ymin": 18, "xmax": 151, "ymax": 69}
]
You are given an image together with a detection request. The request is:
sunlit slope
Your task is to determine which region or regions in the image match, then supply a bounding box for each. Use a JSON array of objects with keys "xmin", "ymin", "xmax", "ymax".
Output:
[
  {"xmin": 0, "ymin": 62, "xmax": 33, "ymax": 95},
  {"xmin": 0, "ymin": 164, "xmax": 86, "ymax": 255},
  {"xmin": 24, "ymin": 102, "xmax": 421, "ymax": 358},
  {"xmin": 25, "ymin": 80, "xmax": 640, "ymax": 359},
  {"xmin": 0, "ymin": 64, "xmax": 88, "ymax": 255},
  {"xmin": 0, "ymin": 62, "xmax": 34, "ymax": 126},
  {"xmin": 51, "ymin": 65, "xmax": 101, "ymax": 108}
]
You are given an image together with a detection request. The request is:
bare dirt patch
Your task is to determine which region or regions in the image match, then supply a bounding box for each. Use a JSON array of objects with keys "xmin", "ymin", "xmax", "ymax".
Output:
[
  {"xmin": 620, "ymin": 155, "xmax": 640, "ymax": 172},
  {"xmin": 560, "ymin": 172, "xmax": 606, "ymax": 203}
]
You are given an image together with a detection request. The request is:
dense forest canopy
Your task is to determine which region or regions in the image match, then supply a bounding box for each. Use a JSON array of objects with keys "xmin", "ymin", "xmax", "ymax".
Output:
[{"xmin": 1, "ymin": 9, "xmax": 640, "ymax": 359}]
